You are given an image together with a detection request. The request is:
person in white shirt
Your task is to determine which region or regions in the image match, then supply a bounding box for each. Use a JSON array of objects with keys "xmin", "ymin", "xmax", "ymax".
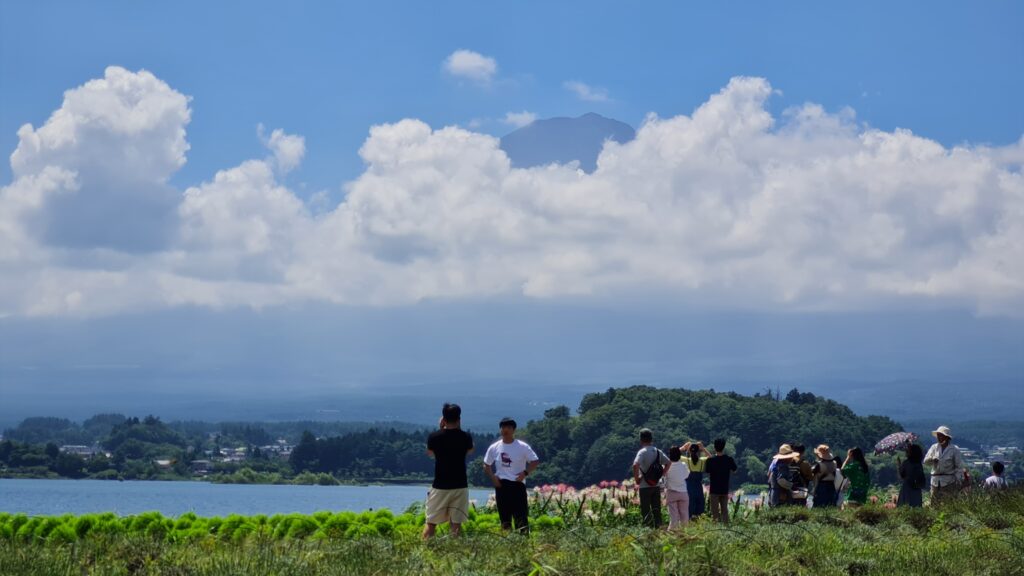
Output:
[
  {"xmin": 664, "ymin": 445, "xmax": 691, "ymax": 530},
  {"xmin": 923, "ymin": 425, "xmax": 966, "ymax": 504},
  {"xmin": 483, "ymin": 417, "xmax": 539, "ymax": 533},
  {"xmin": 984, "ymin": 462, "xmax": 1009, "ymax": 491}
]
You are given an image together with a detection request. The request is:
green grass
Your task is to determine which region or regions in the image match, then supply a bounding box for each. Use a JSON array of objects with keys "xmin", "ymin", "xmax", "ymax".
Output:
[{"xmin": 1, "ymin": 488, "xmax": 1022, "ymax": 575}]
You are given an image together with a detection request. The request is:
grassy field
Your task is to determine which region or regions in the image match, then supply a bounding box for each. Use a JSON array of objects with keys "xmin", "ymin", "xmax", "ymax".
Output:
[{"xmin": 1, "ymin": 487, "xmax": 1022, "ymax": 576}]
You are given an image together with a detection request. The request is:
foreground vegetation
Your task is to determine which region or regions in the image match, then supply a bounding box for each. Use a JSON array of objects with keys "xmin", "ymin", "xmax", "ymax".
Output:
[{"xmin": 1, "ymin": 487, "xmax": 1022, "ymax": 575}]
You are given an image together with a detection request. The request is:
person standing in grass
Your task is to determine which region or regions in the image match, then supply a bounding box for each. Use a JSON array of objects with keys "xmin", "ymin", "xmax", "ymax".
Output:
[
  {"xmin": 897, "ymin": 444, "xmax": 926, "ymax": 507},
  {"xmin": 483, "ymin": 417, "xmax": 539, "ymax": 534},
  {"xmin": 984, "ymin": 462, "xmax": 1009, "ymax": 491},
  {"xmin": 682, "ymin": 441, "xmax": 711, "ymax": 518},
  {"xmin": 811, "ymin": 445, "xmax": 838, "ymax": 508},
  {"xmin": 423, "ymin": 403, "xmax": 474, "ymax": 539},
  {"xmin": 633, "ymin": 428, "xmax": 671, "ymax": 528},
  {"xmin": 664, "ymin": 445, "xmax": 691, "ymax": 530},
  {"xmin": 841, "ymin": 447, "xmax": 870, "ymax": 507},
  {"xmin": 787, "ymin": 444, "xmax": 814, "ymax": 507},
  {"xmin": 923, "ymin": 425, "xmax": 966, "ymax": 504},
  {"xmin": 705, "ymin": 438, "xmax": 737, "ymax": 523},
  {"xmin": 767, "ymin": 444, "xmax": 800, "ymax": 507}
]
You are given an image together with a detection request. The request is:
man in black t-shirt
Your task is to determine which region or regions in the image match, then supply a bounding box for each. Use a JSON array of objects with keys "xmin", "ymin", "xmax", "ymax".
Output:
[
  {"xmin": 706, "ymin": 438, "xmax": 738, "ymax": 524},
  {"xmin": 423, "ymin": 403, "xmax": 474, "ymax": 539}
]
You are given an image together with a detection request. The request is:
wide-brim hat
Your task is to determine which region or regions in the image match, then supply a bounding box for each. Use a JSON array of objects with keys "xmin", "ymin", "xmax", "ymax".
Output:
[
  {"xmin": 931, "ymin": 425, "xmax": 953, "ymax": 439},
  {"xmin": 773, "ymin": 444, "xmax": 798, "ymax": 460},
  {"xmin": 815, "ymin": 444, "xmax": 834, "ymax": 461}
]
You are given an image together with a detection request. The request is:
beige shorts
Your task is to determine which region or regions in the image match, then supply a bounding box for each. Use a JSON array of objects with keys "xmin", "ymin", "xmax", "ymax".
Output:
[{"xmin": 425, "ymin": 488, "xmax": 470, "ymax": 525}]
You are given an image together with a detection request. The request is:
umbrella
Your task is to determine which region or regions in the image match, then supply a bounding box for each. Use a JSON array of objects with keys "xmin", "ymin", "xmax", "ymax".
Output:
[{"xmin": 874, "ymin": 431, "xmax": 919, "ymax": 455}]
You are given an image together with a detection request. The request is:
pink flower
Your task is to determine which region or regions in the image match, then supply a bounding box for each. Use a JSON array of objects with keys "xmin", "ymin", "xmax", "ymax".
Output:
[
  {"xmin": 599, "ymin": 481, "xmax": 609, "ymax": 488},
  {"xmin": 610, "ymin": 480, "xmax": 619, "ymax": 488}
]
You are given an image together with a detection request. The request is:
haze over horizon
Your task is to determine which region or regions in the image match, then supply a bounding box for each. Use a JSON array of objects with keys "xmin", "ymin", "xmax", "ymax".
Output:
[{"xmin": 1, "ymin": 2, "xmax": 1022, "ymax": 430}]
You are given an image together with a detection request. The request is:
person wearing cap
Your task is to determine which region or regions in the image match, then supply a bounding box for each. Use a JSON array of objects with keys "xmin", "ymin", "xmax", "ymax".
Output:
[
  {"xmin": 633, "ymin": 428, "xmax": 671, "ymax": 528},
  {"xmin": 811, "ymin": 444, "xmax": 838, "ymax": 508},
  {"xmin": 424, "ymin": 403, "xmax": 475, "ymax": 539},
  {"xmin": 767, "ymin": 444, "xmax": 800, "ymax": 507},
  {"xmin": 483, "ymin": 417, "xmax": 539, "ymax": 533},
  {"xmin": 923, "ymin": 425, "xmax": 965, "ymax": 504}
]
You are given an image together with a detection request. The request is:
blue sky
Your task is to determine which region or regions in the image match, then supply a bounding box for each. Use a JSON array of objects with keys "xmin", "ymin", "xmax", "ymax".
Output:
[
  {"xmin": 2, "ymin": 1, "xmax": 1022, "ymax": 196},
  {"xmin": 1, "ymin": 1, "xmax": 1022, "ymax": 422}
]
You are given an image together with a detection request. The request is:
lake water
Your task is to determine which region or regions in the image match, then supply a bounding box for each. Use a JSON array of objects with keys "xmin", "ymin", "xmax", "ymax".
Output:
[{"xmin": 0, "ymin": 479, "xmax": 492, "ymax": 517}]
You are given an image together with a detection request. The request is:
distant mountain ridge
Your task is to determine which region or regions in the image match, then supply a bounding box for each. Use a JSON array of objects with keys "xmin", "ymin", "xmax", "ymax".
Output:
[{"xmin": 500, "ymin": 112, "xmax": 635, "ymax": 173}]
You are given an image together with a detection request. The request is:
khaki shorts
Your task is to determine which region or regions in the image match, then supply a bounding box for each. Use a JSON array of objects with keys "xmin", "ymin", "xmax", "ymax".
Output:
[{"xmin": 425, "ymin": 488, "xmax": 470, "ymax": 525}]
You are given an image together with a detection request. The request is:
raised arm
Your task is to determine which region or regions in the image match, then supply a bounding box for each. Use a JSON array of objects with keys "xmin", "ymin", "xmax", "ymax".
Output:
[{"xmin": 922, "ymin": 444, "xmax": 939, "ymax": 467}]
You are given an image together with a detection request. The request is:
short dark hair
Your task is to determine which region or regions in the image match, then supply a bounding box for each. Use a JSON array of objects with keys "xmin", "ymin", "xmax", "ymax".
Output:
[
  {"xmin": 639, "ymin": 428, "xmax": 653, "ymax": 443},
  {"xmin": 499, "ymin": 417, "xmax": 517, "ymax": 430},
  {"xmin": 713, "ymin": 438, "xmax": 726, "ymax": 452},
  {"xmin": 442, "ymin": 403, "xmax": 461, "ymax": 423},
  {"xmin": 791, "ymin": 444, "xmax": 806, "ymax": 454},
  {"xmin": 669, "ymin": 446, "xmax": 682, "ymax": 462},
  {"xmin": 993, "ymin": 461, "xmax": 1005, "ymax": 475}
]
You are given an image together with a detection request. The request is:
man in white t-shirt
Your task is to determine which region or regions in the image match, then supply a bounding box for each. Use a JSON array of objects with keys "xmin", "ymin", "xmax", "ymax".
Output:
[
  {"xmin": 483, "ymin": 417, "xmax": 540, "ymax": 533},
  {"xmin": 984, "ymin": 462, "xmax": 1009, "ymax": 491}
]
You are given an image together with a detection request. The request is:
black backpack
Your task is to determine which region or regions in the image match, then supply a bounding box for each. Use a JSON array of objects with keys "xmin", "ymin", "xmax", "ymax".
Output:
[{"xmin": 642, "ymin": 448, "xmax": 665, "ymax": 486}]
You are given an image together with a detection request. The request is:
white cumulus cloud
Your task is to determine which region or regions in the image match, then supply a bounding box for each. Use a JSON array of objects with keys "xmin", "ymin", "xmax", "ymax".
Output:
[
  {"xmin": 564, "ymin": 80, "xmax": 610, "ymax": 102},
  {"xmin": 2, "ymin": 70, "xmax": 1023, "ymax": 318},
  {"xmin": 443, "ymin": 49, "xmax": 497, "ymax": 84},
  {"xmin": 259, "ymin": 124, "xmax": 306, "ymax": 174},
  {"xmin": 503, "ymin": 111, "xmax": 537, "ymax": 128},
  {"xmin": 6, "ymin": 66, "xmax": 190, "ymax": 252}
]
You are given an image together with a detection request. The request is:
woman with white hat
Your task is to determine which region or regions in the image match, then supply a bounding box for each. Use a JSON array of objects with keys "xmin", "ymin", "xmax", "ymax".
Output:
[{"xmin": 923, "ymin": 425, "xmax": 966, "ymax": 504}]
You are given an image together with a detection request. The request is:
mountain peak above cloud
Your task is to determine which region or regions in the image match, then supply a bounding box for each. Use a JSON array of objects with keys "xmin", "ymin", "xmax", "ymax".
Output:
[{"xmin": 499, "ymin": 113, "xmax": 635, "ymax": 173}]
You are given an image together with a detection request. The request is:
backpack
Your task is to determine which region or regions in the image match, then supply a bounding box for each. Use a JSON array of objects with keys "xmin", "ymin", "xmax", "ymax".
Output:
[
  {"xmin": 642, "ymin": 448, "xmax": 665, "ymax": 486},
  {"xmin": 833, "ymin": 461, "xmax": 847, "ymax": 493},
  {"xmin": 769, "ymin": 459, "xmax": 794, "ymax": 491}
]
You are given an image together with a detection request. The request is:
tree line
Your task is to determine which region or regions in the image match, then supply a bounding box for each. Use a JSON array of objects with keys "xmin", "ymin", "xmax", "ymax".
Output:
[{"xmin": 1, "ymin": 386, "xmax": 924, "ymax": 487}]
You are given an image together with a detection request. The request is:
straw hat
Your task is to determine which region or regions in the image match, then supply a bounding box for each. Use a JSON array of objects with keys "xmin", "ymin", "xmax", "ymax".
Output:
[
  {"xmin": 815, "ymin": 444, "xmax": 834, "ymax": 461},
  {"xmin": 931, "ymin": 425, "xmax": 953, "ymax": 439},
  {"xmin": 773, "ymin": 444, "xmax": 799, "ymax": 460}
]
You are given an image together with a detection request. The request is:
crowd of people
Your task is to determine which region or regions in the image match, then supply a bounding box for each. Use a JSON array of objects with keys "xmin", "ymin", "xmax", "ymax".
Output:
[{"xmin": 421, "ymin": 403, "xmax": 1012, "ymax": 538}]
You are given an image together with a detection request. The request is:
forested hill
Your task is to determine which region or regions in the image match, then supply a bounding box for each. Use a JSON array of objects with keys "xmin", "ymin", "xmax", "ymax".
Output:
[{"xmin": 520, "ymin": 386, "xmax": 902, "ymax": 487}]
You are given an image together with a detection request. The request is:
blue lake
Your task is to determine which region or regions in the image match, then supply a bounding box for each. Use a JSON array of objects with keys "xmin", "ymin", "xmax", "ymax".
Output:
[{"xmin": 0, "ymin": 479, "xmax": 492, "ymax": 517}]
